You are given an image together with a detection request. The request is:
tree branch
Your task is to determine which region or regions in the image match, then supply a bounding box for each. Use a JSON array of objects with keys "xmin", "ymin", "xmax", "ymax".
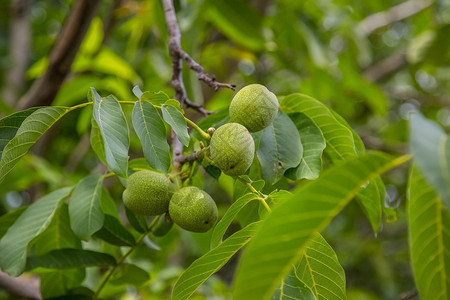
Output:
[
  {"xmin": 357, "ymin": 0, "xmax": 434, "ymax": 36},
  {"xmin": 17, "ymin": 0, "xmax": 101, "ymax": 110},
  {"xmin": 0, "ymin": 271, "xmax": 41, "ymax": 300},
  {"xmin": 161, "ymin": 0, "xmax": 234, "ymax": 172},
  {"xmin": 399, "ymin": 289, "xmax": 418, "ymax": 300},
  {"xmin": 1, "ymin": 0, "xmax": 31, "ymax": 107},
  {"xmin": 362, "ymin": 50, "xmax": 407, "ymax": 82}
]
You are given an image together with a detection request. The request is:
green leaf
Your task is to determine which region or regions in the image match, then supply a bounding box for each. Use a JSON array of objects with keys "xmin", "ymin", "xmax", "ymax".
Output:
[
  {"xmin": 281, "ymin": 94, "xmax": 382, "ymax": 231},
  {"xmin": 280, "ymin": 94, "xmax": 356, "ymax": 161},
  {"xmin": 296, "ymin": 233, "xmax": 346, "ymax": 300},
  {"xmin": 94, "ymin": 214, "xmax": 136, "ymax": 246},
  {"xmin": 207, "ymin": 0, "xmax": 264, "ymax": 51},
  {"xmin": 0, "ymin": 106, "xmax": 70, "ymax": 183},
  {"xmin": 69, "ymin": 174, "xmax": 104, "ymax": 240},
  {"xmin": 257, "ymin": 111, "xmax": 303, "ymax": 184},
  {"xmin": 32, "ymin": 203, "xmax": 84, "ymax": 297},
  {"xmin": 232, "ymin": 152, "xmax": 410, "ymax": 299},
  {"xmin": 285, "ymin": 113, "xmax": 326, "ymax": 180},
  {"xmin": 196, "ymin": 108, "xmax": 229, "ymax": 132},
  {"xmin": 356, "ymin": 176, "xmax": 384, "ymax": 233},
  {"xmin": 408, "ymin": 166, "xmax": 450, "ymax": 300},
  {"xmin": 259, "ymin": 190, "xmax": 293, "ymax": 219},
  {"xmin": 78, "ymin": 47, "xmax": 139, "ymax": 82},
  {"xmin": 210, "ymin": 193, "xmax": 259, "ymax": 248},
  {"xmin": 0, "ymin": 107, "xmax": 39, "ymax": 159},
  {"xmin": 132, "ymin": 100, "xmax": 170, "ymax": 174},
  {"xmin": 26, "ymin": 249, "xmax": 116, "ymax": 271},
  {"xmin": 39, "ymin": 269, "xmax": 85, "ymax": 299},
  {"xmin": 129, "ymin": 157, "xmax": 153, "ymax": 171},
  {"xmin": 330, "ymin": 110, "xmax": 365, "ymax": 155},
  {"xmin": 110, "ymin": 264, "xmax": 150, "ymax": 287},
  {"xmin": 141, "ymin": 91, "xmax": 170, "ymax": 106},
  {"xmin": 161, "ymin": 103, "xmax": 190, "ymax": 147},
  {"xmin": 132, "ymin": 86, "xmax": 143, "ymax": 98},
  {"xmin": 91, "ymin": 88, "xmax": 130, "ymax": 178},
  {"xmin": 172, "ymin": 221, "xmax": 261, "ymax": 300},
  {"xmin": 271, "ymin": 267, "xmax": 317, "ymax": 300},
  {"xmin": 125, "ymin": 206, "xmax": 148, "ymax": 234},
  {"xmin": 409, "ymin": 112, "xmax": 450, "ymax": 209},
  {"xmin": 234, "ymin": 176, "xmax": 265, "ymax": 199},
  {"xmin": 34, "ymin": 203, "xmax": 81, "ymax": 255},
  {"xmin": 100, "ymin": 187, "xmax": 118, "ymax": 219},
  {"xmin": 165, "ymin": 99, "xmax": 184, "ymax": 113},
  {"xmin": 0, "ymin": 207, "xmax": 27, "ymax": 240},
  {"xmin": 0, "ymin": 187, "xmax": 73, "ymax": 276},
  {"xmin": 90, "ymin": 118, "xmax": 107, "ymax": 165}
]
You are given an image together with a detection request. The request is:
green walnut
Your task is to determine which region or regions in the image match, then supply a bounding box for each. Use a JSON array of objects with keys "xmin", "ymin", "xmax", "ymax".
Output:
[
  {"xmin": 168, "ymin": 186, "xmax": 218, "ymax": 233},
  {"xmin": 123, "ymin": 170, "xmax": 171, "ymax": 216},
  {"xmin": 229, "ymin": 84, "xmax": 279, "ymax": 132},
  {"xmin": 209, "ymin": 123, "xmax": 255, "ymax": 176}
]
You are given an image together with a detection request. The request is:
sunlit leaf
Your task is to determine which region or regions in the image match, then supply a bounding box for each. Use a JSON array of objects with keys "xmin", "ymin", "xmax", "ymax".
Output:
[
  {"xmin": 132, "ymin": 100, "xmax": 170, "ymax": 174},
  {"xmin": 0, "ymin": 107, "xmax": 39, "ymax": 158},
  {"xmin": 281, "ymin": 94, "xmax": 382, "ymax": 232},
  {"xmin": 161, "ymin": 103, "xmax": 190, "ymax": 147},
  {"xmin": 271, "ymin": 266, "xmax": 316, "ymax": 300},
  {"xmin": 233, "ymin": 152, "xmax": 410, "ymax": 299},
  {"xmin": 172, "ymin": 221, "xmax": 261, "ymax": 300},
  {"xmin": 141, "ymin": 91, "xmax": 170, "ymax": 106},
  {"xmin": 210, "ymin": 193, "xmax": 259, "ymax": 248},
  {"xmin": 409, "ymin": 112, "xmax": 450, "ymax": 209},
  {"xmin": 296, "ymin": 233, "xmax": 347, "ymax": 300},
  {"xmin": 356, "ymin": 176, "xmax": 384, "ymax": 233},
  {"xmin": 285, "ymin": 113, "xmax": 325, "ymax": 180},
  {"xmin": 257, "ymin": 111, "xmax": 302, "ymax": 184},
  {"xmin": 91, "ymin": 88, "xmax": 130, "ymax": 178},
  {"xmin": 90, "ymin": 117, "xmax": 107, "ymax": 165},
  {"xmin": 0, "ymin": 187, "xmax": 73, "ymax": 276},
  {"xmin": 0, "ymin": 106, "xmax": 70, "ymax": 183},
  {"xmin": 408, "ymin": 166, "xmax": 450, "ymax": 300},
  {"xmin": 280, "ymin": 94, "xmax": 356, "ymax": 161},
  {"xmin": 69, "ymin": 174, "xmax": 104, "ymax": 240}
]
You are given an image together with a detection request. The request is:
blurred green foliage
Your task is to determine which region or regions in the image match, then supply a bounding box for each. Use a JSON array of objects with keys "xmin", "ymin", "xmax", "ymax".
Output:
[{"xmin": 1, "ymin": 0, "xmax": 450, "ymax": 299}]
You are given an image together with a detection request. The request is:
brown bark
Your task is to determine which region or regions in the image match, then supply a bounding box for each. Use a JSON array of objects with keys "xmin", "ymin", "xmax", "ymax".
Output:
[
  {"xmin": 17, "ymin": 0, "xmax": 101, "ymax": 110},
  {"xmin": 161, "ymin": 0, "xmax": 235, "ymax": 172},
  {"xmin": 0, "ymin": 272, "xmax": 41, "ymax": 299}
]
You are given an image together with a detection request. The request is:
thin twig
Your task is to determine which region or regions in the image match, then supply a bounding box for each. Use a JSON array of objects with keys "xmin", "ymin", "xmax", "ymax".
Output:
[
  {"xmin": 93, "ymin": 216, "xmax": 161, "ymax": 299},
  {"xmin": 362, "ymin": 50, "xmax": 407, "ymax": 82},
  {"xmin": 178, "ymin": 51, "xmax": 236, "ymax": 91},
  {"xmin": 161, "ymin": 0, "xmax": 234, "ymax": 117},
  {"xmin": 161, "ymin": 0, "xmax": 234, "ymax": 172},
  {"xmin": 399, "ymin": 289, "xmax": 418, "ymax": 300},
  {"xmin": 357, "ymin": 0, "xmax": 434, "ymax": 36}
]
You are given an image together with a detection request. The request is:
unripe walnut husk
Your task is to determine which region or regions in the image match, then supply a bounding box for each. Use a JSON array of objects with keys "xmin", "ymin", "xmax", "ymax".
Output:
[
  {"xmin": 123, "ymin": 170, "xmax": 171, "ymax": 216},
  {"xmin": 209, "ymin": 123, "xmax": 255, "ymax": 176},
  {"xmin": 169, "ymin": 186, "xmax": 218, "ymax": 233},
  {"xmin": 229, "ymin": 84, "xmax": 279, "ymax": 132}
]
